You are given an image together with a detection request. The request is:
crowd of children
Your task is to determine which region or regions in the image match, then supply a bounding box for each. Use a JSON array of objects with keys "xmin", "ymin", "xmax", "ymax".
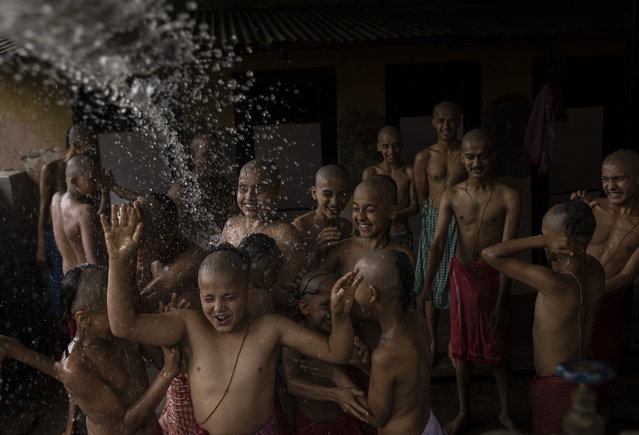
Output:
[{"xmin": 2, "ymin": 99, "xmax": 639, "ymax": 435}]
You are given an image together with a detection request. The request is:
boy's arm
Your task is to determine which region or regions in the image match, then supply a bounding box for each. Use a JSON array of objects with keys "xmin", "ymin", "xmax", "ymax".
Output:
[
  {"xmin": 79, "ymin": 206, "xmax": 107, "ymax": 266},
  {"xmin": 395, "ymin": 167, "xmax": 419, "ymax": 220},
  {"xmin": 363, "ymin": 348, "xmax": 395, "ymax": 427},
  {"xmin": 281, "ymin": 347, "xmax": 369, "ymax": 421},
  {"xmin": 278, "ymin": 271, "xmax": 360, "ymax": 364},
  {"xmin": 413, "ymin": 150, "xmax": 429, "ymax": 207},
  {"xmin": 139, "ymin": 247, "xmax": 203, "ymax": 309},
  {"xmin": 65, "ymin": 346, "xmax": 179, "ymax": 433},
  {"xmin": 416, "ymin": 190, "xmax": 454, "ymax": 308},
  {"xmin": 490, "ymin": 189, "xmax": 522, "ymax": 333},
  {"xmin": 102, "ymin": 203, "xmax": 187, "ymax": 347},
  {"xmin": 0, "ymin": 335, "xmax": 62, "ymax": 381},
  {"xmin": 481, "ymin": 233, "xmax": 583, "ymax": 294},
  {"xmin": 603, "ymin": 247, "xmax": 639, "ymax": 294}
]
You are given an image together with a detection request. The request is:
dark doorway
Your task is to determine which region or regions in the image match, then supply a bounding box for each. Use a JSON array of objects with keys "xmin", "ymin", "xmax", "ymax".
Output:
[{"xmin": 233, "ymin": 67, "xmax": 337, "ymax": 216}]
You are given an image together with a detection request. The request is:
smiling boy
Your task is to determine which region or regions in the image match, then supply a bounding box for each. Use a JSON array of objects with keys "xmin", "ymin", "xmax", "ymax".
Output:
[
  {"xmin": 293, "ymin": 165, "xmax": 352, "ymax": 261},
  {"xmin": 103, "ymin": 203, "xmax": 360, "ymax": 435},
  {"xmin": 221, "ymin": 159, "xmax": 305, "ymax": 311},
  {"xmin": 416, "ymin": 129, "xmax": 521, "ymax": 434},
  {"xmin": 362, "ymin": 126, "xmax": 418, "ymax": 249}
]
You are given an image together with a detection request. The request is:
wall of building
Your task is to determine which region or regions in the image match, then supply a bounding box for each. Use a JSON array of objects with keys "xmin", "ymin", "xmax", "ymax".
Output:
[
  {"xmin": 222, "ymin": 37, "xmax": 625, "ymax": 187},
  {"xmin": 0, "ymin": 69, "xmax": 73, "ymax": 178}
]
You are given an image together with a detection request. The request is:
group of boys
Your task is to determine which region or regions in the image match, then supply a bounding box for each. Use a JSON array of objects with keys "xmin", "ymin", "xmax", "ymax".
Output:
[{"xmin": 2, "ymin": 101, "xmax": 639, "ymax": 435}]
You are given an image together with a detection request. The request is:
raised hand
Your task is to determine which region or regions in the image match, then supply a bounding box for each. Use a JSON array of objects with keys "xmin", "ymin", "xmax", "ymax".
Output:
[
  {"xmin": 570, "ymin": 190, "xmax": 597, "ymax": 208},
  {"xmin": 317, "ymin": 226, "xmax": 341, "ymax": 255},
  {"xmin": 543, "ymin": 232, "xmax": 584, "ymax": 257},
  {"xmin": 330, "ymin": 269, "xmax": 362, "ymax": 317},
  {"xmin": 100, "ymin": 203, "xmax": 143, "ymax": 261},
  {"xmin": 158, "ymin": 293, "xmax": 191, "ymax": 313}
]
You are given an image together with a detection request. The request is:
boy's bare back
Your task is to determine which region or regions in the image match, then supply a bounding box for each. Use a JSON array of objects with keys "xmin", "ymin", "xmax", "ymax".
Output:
[
  {"xmin": 51, "ymin": 191, "xmax": 104, "ymax": 273},
  {"xmin": 62, "ymin": 340, "xmax": 156, "ymax": 435},
  {"xmin": 370, "ymin": 310, "xmax": 430, "ymax": 434},
  {"xmin": 532, "ymin": 254, "xmax": 604, "ymax": 376}
]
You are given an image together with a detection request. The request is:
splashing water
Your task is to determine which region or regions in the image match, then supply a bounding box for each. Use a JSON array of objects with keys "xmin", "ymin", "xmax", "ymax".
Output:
[{"xmin": 0, "ymin": 0, "xmax": 247, "ymax": 247}]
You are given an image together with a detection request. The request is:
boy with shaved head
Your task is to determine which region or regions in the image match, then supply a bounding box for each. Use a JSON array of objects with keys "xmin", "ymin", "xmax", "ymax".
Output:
[
  {"xmin": 413, "ymin": 101, "xmax": 468, "ymax": 362},
  {"xmin": 417, "ymin": 129, "xmax": 521, "ymax": 434},
  {"xmin": 362, "ymin": 125, "xmax": 418, "ymax": 249},
  {"xmin": 571, "ymin": 148, "xmax": 639, "ymax": 371},
  {"xmin": 322, "ymin": 175, "xmax": 415, "ymax": 275},
  {"xmin": 221, "ymin": 159, "xmax": 305, "ymax": 312},
  {"xmin": 353, "ymin": 249, "xmax": 443, "ymax": 435},
  {"xmin": 104, "ymin": 203, "xmax": 360, "ymax": 434},
  {"xmin": 482, "ymin": 200, "xmax": 604, "ymax": 434},
  {"xmin": 51, "ymin": 154, "xmax": 106, "ymax": 273},
  {"xmin": 293, "ymin": 164, "xmax": 353, "ymax": 261}
]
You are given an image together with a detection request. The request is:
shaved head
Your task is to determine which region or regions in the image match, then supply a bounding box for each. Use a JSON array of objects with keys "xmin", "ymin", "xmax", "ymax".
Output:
[
  {"xmin": 199, "ymin": 245, "xmax": 250, "ymax": 287},
  {"xmin": 65, "ymin": 155, "xmax": 96, "ymax": 179},
  {"xmin": 315, "ymin": 164, "xmax": 350, "ymax": 186},
  {"xmin": 543, "ymin": 200, "xmax": 596, "ymax": 245},
  {"xmin": 299, "ymin": 270, "xmax": 338, "ymax": 299},
  {"xmin": 377, "ymin": 125, "xmax": 402, "ymax": 143},
  {"xmin": 462, "ymin": 128, "xmax": 495, "ymax": 152},
  {"xmin": 355, "ymin": 175, "xmax": 397, "ymax": 206},
  {"xmin": 240, "ymin": 159, "xmax": 281, "ymax": 189},
  {"xmin": 602, "ymin": 149, "xmax": 639, "ymax": 176},
  {"xmin": 433, "ymin": 101, "xmax": 461, "ymax": 117},
  {"xmin": 356, "ymin": 249, "xmax": 414, "ymax": 309}
]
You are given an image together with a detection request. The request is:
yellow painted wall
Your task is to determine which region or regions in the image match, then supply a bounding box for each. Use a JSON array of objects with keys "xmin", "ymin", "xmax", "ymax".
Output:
[{"xmin": 0, "ymin": 69, "xmax": 73, "ymax": 175}]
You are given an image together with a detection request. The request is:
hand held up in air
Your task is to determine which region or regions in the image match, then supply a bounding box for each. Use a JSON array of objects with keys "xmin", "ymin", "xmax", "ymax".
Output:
[{"xmin": 100, "ymin": 202, "xmax": 143, "ymax": 261}]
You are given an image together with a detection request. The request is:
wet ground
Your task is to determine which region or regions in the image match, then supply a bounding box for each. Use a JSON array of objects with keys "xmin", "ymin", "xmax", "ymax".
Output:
[{"xmin": 1, "ymin": 293, "xmax": 639, "ymax": 434}]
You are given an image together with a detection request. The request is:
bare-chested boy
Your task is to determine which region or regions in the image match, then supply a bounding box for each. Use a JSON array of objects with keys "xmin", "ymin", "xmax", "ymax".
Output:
[
  {"xmin": 282, "ymin": 270, "xmax": 372, "ymax": 434},
  {"xmin": 362, "ymin": 126, "xmax": 418, "ymax": 249},
  {"xmin": 0, "ymin": 264, "xmax": 180, "ymax": 435},
  {"xmin": 51, "ymin": 155, "xmax": 106, "ymax": 274},
  {"xmin": 571, "ymin": 149, "xmax": 639, "ymax": 371},
  {"xmin": 321, "ymin": 175, "xmax": 415, "ymax": 275},
  {"xmin": 135, "ymin": 193, "xmax": 204, "ymax": 312},
  {"xmin": 103, "ymin": 203, "xmax": 359, "ymax": 434},
  {"xmin": 37, "ymin": 124, "xmax": 98, "ymax": 316},
  {"xmin": 353, "ymin": 249, "xmax": 443, "ymax": 435},
  {"xmin": 293, "ymin": 164, "xmax": 352, "ymax": 263},
  {"xmin": 221, "ymin": 159, "xmax": 305, "ymax": 311},
  {"xmin": 482, "ymin": 200, "xmax": 604, "ymax": 435},
  {"xmin": 413, "ymin": 101, "xmax": 468, "ymax": 361},
  {"xmin": 417, "ymin": 129, "xmax": 521, "ymax": 434}
]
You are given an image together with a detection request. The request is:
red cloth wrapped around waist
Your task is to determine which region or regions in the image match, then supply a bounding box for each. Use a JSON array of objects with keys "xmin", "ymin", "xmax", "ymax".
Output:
[
  {"xmin": 529, "ymin": 375, "xmax": 574, "ymax": 435},
  {"xmin": 449, "ymin": 257, "xmax": 510, "ymax": 365}
]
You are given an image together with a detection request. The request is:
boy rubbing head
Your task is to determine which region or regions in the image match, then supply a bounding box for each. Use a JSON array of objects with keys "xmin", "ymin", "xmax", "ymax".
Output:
[
  {"xmin": 352, "ymin": 175, "xmax": 398, "ymax": 239},
  {"xmin": 541, "ymin": 201, "xmax": 596, "ymax": 260},
  {"xmin": 352, "ymin": 249, "xmax": 441, "ymax": 434}
]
